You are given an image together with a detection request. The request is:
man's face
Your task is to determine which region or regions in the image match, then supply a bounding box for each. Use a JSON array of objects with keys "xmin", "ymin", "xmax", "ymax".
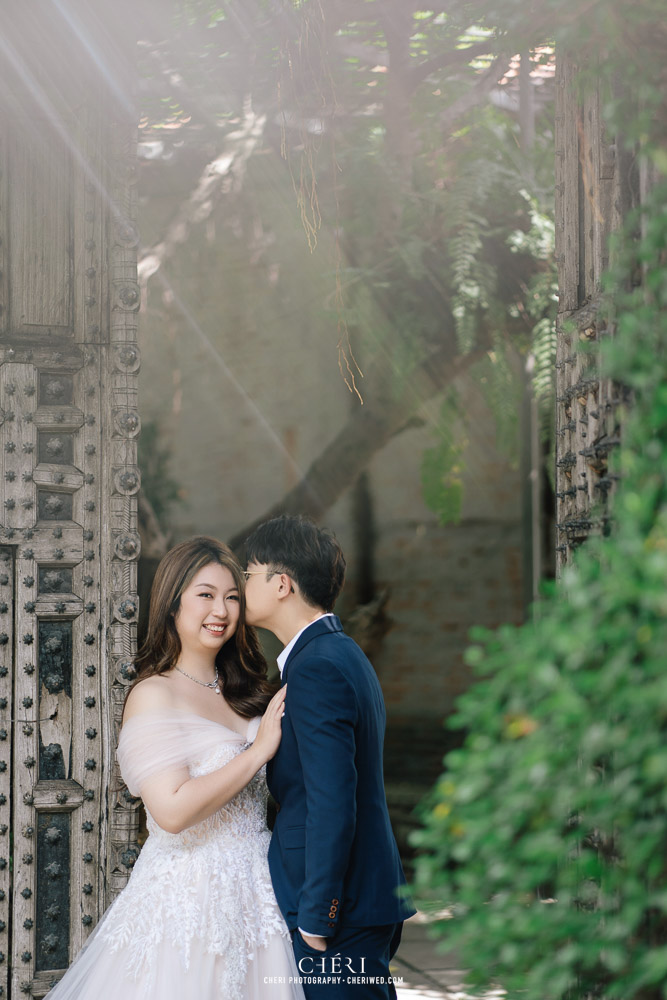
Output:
[{"xmin": 242, "ymin": 562, "xmax": 277, "ymax": 628}]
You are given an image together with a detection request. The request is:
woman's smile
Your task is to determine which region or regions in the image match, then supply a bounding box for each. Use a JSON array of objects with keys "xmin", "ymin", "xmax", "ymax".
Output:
[
  {"xmin": 202, "ymin": 621, "xmax": 227, "ymax": 637},
  {"xmin": 174, "ymin": 563, "xmax": 241, "ymax": 651}
]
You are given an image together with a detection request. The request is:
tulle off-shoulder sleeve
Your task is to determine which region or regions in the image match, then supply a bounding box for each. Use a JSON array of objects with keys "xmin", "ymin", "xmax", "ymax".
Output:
[{"xmin": 117, "ymin": 711, "xmax": 246, "ymax": 796}]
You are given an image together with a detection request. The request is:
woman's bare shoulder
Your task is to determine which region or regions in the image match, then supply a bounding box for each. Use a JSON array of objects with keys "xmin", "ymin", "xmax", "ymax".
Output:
[{"xmin": 123, "ymin": 674, "xmax": 175, "ymax": 722}]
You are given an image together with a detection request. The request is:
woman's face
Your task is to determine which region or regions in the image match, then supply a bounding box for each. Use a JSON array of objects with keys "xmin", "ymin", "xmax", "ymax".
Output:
[{"xmin": 173, "ymin": 562, "xmax": 240, "ymax": 654}]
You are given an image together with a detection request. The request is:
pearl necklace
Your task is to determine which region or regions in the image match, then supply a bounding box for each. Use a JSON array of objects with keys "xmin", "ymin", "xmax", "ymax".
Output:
[{"xmin": 173, "ymin": 664, "xmax": 222, "ymax": 695}]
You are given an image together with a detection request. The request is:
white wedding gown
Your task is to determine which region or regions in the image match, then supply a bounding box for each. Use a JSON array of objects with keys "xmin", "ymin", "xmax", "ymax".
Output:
[{"xmin": 46, "ymin": 710, "xmax": 305, "ymax": 1000}]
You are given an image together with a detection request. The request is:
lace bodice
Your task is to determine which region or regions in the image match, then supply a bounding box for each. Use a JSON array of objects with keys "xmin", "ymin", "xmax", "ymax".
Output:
[
  {"xmin": 104, "ymin": 712, "xmax": 287, "ymax": 1000},
  {"xmin": 146, "ymin": 737, "xmax": 269, "ymax": 847}
]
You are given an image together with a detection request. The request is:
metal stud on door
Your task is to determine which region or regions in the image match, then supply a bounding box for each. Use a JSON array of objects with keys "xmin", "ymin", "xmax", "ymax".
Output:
[{"xmin": 1, "ymin": 4, "xmax": 140, "ymax": 995}]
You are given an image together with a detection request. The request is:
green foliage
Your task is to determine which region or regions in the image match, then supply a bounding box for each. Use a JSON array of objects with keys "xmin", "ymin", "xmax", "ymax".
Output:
[
  {"xmin": 418, "ymin": 128, "xmax": 557, "ymax": 488},
  {"xmin": 421, "ymin": 183, "xmax": 556, "ymax": 503},
  {"xmin": 412, "ymin": 171, "xmax": 667, "ymax": 998},
  {"xmin": 449, "ymin": 154, "xmax": 503, "ymax": 354},
  {"xmin": 531, "ymin": 316, "xmax": 558, "ymax": 418},
  {"xmin": 141, "ymin": 3, "xmax": 560, "ymax": 521},
  {"xmin": 137, "ymin": 420, "xmax": 182, "ymax": 525},
  {"xmin": 421, "ymin": 394, "xmax": 466, "ymax": 525},
  {"xmin": 509, "ymin": 194, "xmax": 558, "ymax": 441}
]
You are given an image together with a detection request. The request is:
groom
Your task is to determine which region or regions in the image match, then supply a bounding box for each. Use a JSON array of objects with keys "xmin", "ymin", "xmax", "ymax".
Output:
[{"xmin": 243, "ymin": 515, "xmax": 414, "ymax": 999}]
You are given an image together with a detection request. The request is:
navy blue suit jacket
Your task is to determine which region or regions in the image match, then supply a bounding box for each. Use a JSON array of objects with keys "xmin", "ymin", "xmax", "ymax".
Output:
[{"xmin": 267, "ymin": 615, "xmax": 415, "ymax": 937}]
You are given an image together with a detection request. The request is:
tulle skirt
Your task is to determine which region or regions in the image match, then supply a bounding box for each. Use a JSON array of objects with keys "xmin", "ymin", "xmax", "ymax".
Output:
[
  {"xmin": 45, "ymin": 902, "xmax": 304, "ymax": 1000},
  {"xmin": 44, "ymin": 827, "xmax": 305, "ymax": 1000}
]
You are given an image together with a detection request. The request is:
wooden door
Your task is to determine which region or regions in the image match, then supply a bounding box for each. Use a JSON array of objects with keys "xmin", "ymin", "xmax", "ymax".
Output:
[
  {"xmin": 0, "ymin": 3, "xmax": 141, "ymax": 995},
  {"xmin": 554, "ymin": 55, "xmax": 637, "ymax": 571}
]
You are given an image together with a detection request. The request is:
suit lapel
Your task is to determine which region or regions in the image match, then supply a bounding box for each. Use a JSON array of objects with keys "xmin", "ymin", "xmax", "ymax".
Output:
[{"xmin": 282, "ymin": 615, "xmax": 342, "ymax": 681}]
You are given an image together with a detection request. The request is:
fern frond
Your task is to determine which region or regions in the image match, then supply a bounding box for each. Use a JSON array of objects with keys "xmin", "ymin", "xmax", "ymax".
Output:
[
  {"xmin": 448, "ymin": 156, "xmax": 507, "ymax": 352},
  {"xmin": 531, "ymin": 315, "xmax": 557, "ymax": 445}
]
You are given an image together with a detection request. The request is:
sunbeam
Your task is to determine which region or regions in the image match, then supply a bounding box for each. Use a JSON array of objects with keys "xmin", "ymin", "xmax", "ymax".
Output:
[
  {"xmin": 0, "ymin": 14, "xmax": 127, "ymax": 231},
  {"xmin": 50, "ymin": 0, "xmax": 135, "ymax": 118},
  {"xmin": 153, "ymin": 269, "xmax": 322, "ymax": 511}
]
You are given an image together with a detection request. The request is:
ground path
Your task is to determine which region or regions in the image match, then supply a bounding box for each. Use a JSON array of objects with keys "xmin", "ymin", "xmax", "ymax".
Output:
[{"xmin": 392, "ymin": 913, "xmax": 505, "ymax": 1000}]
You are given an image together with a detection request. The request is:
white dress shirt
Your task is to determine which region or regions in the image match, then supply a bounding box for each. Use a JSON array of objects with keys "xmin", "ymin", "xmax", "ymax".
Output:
[{"xmin": 276, "ymin": 613, "xmax": 335, "ymax": 677}]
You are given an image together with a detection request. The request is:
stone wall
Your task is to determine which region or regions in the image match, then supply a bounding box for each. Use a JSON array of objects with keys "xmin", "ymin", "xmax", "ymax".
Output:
[{"xmin": 367, "ymin": 385, "xmax": 524, "ymax": 724}]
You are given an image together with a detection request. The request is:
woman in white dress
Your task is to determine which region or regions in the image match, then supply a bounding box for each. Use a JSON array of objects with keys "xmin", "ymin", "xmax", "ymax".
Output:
[{"xmin": 47, "ymin": 536, "xmax": 305, "ymax": 1000}]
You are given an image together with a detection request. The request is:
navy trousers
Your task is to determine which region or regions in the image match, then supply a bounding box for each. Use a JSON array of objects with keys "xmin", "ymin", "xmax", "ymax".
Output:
[{"xmin": 290, "ymin": 923, "xmax": 403, "ymax": 999}]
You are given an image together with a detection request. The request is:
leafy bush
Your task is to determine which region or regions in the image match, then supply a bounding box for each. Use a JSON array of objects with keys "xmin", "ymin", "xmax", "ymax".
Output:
[{"xmin": 411, "ymin": 174, "xmax": 667, "ymax": 999}]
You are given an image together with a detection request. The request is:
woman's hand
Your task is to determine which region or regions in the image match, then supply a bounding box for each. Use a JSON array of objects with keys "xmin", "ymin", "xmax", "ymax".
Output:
[{"xmin": 253, "ymin": 686, "xmax": 287, "ymax": 763}]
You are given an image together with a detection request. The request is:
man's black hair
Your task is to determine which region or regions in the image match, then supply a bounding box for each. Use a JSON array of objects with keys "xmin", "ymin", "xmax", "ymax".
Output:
[{"xmin": 245, "ymin": 515, "xmax": 346, "ymax": 612}]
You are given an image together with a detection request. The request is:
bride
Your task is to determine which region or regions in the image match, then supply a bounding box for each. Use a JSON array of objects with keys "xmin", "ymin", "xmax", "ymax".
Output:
[{"xmin": 47, "ymin": 536, "xmax": 305, "ymax": 1000}]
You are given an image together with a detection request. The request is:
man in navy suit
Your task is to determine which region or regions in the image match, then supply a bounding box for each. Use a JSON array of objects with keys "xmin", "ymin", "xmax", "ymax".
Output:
[{"xmin": 243, "ymin": 515, "xmax": 414, "ymax": 999}]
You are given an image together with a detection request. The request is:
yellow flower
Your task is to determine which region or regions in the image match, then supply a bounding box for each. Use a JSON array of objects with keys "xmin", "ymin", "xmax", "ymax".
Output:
[
  {"xmin": 438, "ymin": 780, "xmax": 456, "ymax": 798},
  {"xmin": 636, "ymin": 625, "xmax": 652, "ymax": 644},
  {"xmin": 505, "ymin": 714, "xmax": 539, "ymax": 739}
]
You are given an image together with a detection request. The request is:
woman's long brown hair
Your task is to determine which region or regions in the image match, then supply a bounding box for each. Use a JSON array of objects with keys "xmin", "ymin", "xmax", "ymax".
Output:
[{"xmin": 131, "ymin": 536, "xmax": 273, "ymax": 717}]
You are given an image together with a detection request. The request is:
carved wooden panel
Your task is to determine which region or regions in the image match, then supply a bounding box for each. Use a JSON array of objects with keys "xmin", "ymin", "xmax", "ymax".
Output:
[
  {"xmin": 1, "ymin": 56, "xmax": 140, "ymax": 1000},
  {"xmin": 554, "ymin": 55, "xmax": 636, "ymax": 572},
  {"xmin": 0, "ymin": 547, "xmax": 13, "ymax": 1000},
  {"xmin": 104, "ymin": 119, "xmax": 143, "ymax": 904},
  {"xmin": 7, "ymin": 130, "xmax": 72, "ymax": 335}
]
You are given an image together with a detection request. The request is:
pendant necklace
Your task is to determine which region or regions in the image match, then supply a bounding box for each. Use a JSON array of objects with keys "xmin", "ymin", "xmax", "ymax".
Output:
[{"xmin": 173, "ymin": 664, "xmax": 222, "ymax": 695}]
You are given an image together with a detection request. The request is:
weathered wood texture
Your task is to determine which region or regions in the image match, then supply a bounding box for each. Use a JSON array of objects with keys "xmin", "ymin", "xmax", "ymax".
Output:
[
  {"xmin": 1, "ymin": 3, "xmax": 139, "ymax": 995},
  {"xmin": 554, "ymin": 55, "xmax": 636, "ymax": 572}
]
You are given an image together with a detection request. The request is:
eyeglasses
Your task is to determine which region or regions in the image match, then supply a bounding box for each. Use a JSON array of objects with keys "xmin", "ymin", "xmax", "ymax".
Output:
[{"xmin": 243, "ymin": 569, "xmax": 294, "ymax": 593}]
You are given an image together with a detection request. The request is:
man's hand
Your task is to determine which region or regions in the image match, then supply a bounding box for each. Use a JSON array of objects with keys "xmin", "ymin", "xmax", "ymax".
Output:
[{"xmin": 300, "ymin": 932, "xmax": 327, "ymax": 952}]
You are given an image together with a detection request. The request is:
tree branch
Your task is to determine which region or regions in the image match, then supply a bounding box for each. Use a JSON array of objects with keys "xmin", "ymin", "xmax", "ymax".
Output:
[
  {"xmin": 409, "ymin": 40, "xmax": 498, "ymax": 93},
  {"xmin": 228, "ymin": 344, "xmax": 486, "ymax": 552},
  {"xmin": 440, "ymin": 53, "xmax": 513, "ymax": 136},
  {"xmin": 333, "ymin": 38, "xmax": 388, "ymax": 68},
  {"xmin": 138, "ymin": 107, "xmax": 266, "ymax": 287}
]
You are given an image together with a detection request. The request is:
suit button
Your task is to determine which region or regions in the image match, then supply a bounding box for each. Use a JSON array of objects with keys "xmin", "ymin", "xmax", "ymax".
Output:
[
  {"xmin": 332, "ymin": 899, "xmax": 339, "ymax": 905},
  {"xmin": 327, "ymin": 922, "xmax": 335, "ymax": 928}
]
